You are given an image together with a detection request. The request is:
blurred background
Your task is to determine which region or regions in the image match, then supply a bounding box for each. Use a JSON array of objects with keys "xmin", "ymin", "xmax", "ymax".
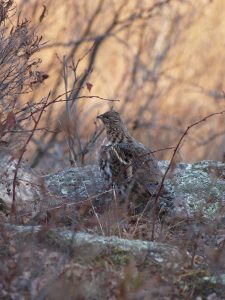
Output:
[{"xmin": 9, "ymin": 0, "xmax": 225, "ymax": 170}]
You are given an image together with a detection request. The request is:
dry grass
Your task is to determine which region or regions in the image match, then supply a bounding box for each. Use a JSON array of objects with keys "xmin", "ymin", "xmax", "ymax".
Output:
[{"xmin": 0, "ymin": 1, "xmax": 225, "ymax": 299}]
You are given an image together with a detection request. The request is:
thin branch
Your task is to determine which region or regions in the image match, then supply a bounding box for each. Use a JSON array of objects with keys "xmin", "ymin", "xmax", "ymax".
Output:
[
  {"xmin": 10, "ymin": 92, "xmax": 51, "ymax": 221},
  {"xmin": 16, "ymin": 94, "xmax": 119, "ymax": 123},
  {"xmin": 150, "ymin": 109, "xmax": 225, "ymax": 241}
]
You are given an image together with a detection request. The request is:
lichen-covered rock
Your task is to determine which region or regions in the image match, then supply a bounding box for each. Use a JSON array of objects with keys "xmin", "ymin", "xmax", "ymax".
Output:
[
  {"xmin": 5, "ymin": 224, "xmax": 184, "ymax": 269},
  {"xmin": 44, "ymin": 165, "xmax": 110, "ymax": 207},
  {"xmin": 1, "ymin": 159, "xmax": 224, "ymax": 223},
  {"xmin": 159, "ymin": 160, "xmax": 225, "ymax": 220},
  {"xmin": 45, "ymin": 161, "xmax": 225, "ymax": 221},
  {"xmin": 0, "ymin": 155, "xmax": 42, "ymax": 214}
]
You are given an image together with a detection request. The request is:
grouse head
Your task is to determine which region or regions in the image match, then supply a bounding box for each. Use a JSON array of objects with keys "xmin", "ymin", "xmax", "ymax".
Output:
[
  {"xmin": 97, "ymin": 109, "xmax": 121, "ymax": 125},
  {"xmin": 97, "ymin": 109, "xmax": 131, "ymax": 142}
]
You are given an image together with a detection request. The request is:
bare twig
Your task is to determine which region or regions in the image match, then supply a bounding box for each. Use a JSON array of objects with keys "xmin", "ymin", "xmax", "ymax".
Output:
[
  {"xmin": 10, "ymin": 92, "xmax": 51, "ymax": 220},
  {"xmin": 17, "ymin": 93, "xmax": 119, "ymax": 123},
  {"xmin": 150, "ymin": 109, "xmax": 225, "ymax": 241}
]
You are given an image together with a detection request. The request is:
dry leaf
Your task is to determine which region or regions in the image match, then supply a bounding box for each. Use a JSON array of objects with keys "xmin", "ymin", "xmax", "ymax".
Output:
[{"xmin": 86, "ymin": 82, "xmax": 93, "ymax": 92}]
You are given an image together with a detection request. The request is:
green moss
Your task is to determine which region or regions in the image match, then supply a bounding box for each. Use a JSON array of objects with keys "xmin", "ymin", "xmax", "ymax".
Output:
[
  {"xmin": 93, "ymin": 248, "xmax": 131, "ymax": 267},
  {"xmin": 109, "ymin": 248, "xmax": 131, "ymax": 265}
]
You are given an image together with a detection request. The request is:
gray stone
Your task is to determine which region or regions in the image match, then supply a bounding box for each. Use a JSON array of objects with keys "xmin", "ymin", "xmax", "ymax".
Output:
[
  {"xmin": 1, "ymin": 159, "xmax": 224, "ymax": 222},
  {"xmin": 5, "ymin": 224, "xmax": 183, "ymax": 269},
  {"xmin": 161, "ymin": 160, "xmax": 225, "ymax": 220},
  {"xmin": 44, "ymin": 165, "xmax": 111, "ymax": 207},
  {"xmin": 44, "ymin": 160, "xmax": 225, "ymax": 221}
]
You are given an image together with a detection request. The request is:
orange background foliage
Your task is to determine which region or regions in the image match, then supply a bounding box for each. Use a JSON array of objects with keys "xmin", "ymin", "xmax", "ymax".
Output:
[{"xmin": 17, "ymin": 0, "xmax": 225, "ymax": 166}]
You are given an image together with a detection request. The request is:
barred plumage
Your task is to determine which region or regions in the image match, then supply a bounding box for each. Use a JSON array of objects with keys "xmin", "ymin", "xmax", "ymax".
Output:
[{"xmin": 97, "ymin": 110, "xmax": 174, "ymax": 216}]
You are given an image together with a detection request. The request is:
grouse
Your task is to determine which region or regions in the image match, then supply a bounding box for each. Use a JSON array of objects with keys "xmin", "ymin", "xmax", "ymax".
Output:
[{"xmin": 97, "ymin": 109, "xmax": 174, "ymax": 216}]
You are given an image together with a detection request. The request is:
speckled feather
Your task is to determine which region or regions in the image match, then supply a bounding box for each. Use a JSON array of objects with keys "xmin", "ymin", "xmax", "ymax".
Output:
[{"xmin": 97, "ymin": 110, "xmax": 174, "ymax": 214}]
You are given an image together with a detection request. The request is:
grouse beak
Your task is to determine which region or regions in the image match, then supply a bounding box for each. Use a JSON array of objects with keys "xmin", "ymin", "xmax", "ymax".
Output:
[{"xmin": 97, "ymin": 114, "xmax": 103, "ymax": 120}]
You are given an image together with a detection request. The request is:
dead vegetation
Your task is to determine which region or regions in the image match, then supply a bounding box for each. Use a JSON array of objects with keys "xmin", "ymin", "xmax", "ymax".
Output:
[{"xmin": 0, "ymin": 1, "xmax": 225, "ymax": 299}]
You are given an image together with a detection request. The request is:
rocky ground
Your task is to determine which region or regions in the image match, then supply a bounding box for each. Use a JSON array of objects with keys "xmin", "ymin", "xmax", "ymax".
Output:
[{"xmin": 0, "ymin": 158, "xmax": 225, "ymax": 299}]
